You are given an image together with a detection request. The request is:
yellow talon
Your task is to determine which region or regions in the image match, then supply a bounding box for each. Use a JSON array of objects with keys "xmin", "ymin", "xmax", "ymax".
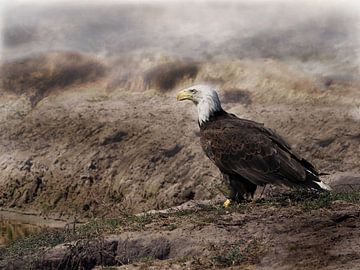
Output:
[{"xmin": 223, "ymin": 199, "xmax": 231, "ymax": 208}]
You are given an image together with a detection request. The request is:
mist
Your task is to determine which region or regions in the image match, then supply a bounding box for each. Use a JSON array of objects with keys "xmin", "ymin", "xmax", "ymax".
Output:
[{"xmin": 2, "ymin": 0, "xmax": 359, "ymax": 78}]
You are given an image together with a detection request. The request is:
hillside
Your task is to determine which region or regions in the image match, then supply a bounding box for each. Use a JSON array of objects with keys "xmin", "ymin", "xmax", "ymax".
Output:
[{"xmin": 1, "ymin": 53, "xmax": 360, "ymax": 218}]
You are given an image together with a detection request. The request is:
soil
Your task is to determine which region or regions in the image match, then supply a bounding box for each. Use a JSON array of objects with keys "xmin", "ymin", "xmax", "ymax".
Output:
[
  {"xmin": 0, "ymin": 53, "xmax": 360, "ymax": 269},
  {"xmin": 1, "ymin": 197, "xmax": 360, "ymax": 270}
]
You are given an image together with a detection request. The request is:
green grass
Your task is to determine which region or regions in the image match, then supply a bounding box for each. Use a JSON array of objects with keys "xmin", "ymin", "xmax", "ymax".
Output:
[
  {"xmin": 212, "ymin": 246, "xmax": 245, "ymax": 267},
  {"xmin": 0, "ymin": 213, "xmax": 157, "ymax": 263},
  {"xmin": 211, "ymin": 239, "xmax": 262, "ymax": 267},
  {"xmin": 287, "ymin": 244, "xmax": 300, "ymax": 252},
  {"xmin": 2, "ymin": 229, "xmax": 68, "ymax": 257},
  {"xmin": 260, "ymin": 190, "xmax": 360, "ymax": 210},
  {"xmin": 333, "ymin": 192, "xmax": 360, "ymax": 204},
  {"xmin": 86, "ymin": 95, "xmax": 109, "ymax": 103},
  {"xmin": 164, "ymin": 223, "xmax": 177, "ymax": 231}
]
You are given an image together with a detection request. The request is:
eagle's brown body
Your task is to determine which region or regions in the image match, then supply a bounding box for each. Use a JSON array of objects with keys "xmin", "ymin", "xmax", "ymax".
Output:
[
  {"xmin": 177, "ymin": 85, "xmax": 329, "ymax": 203},
  {"xmin": 199, "ymin": 109, "xmax": 324, "ymax": 201}
]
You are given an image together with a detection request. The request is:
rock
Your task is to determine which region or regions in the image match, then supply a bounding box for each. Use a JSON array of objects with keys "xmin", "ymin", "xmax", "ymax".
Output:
[
  {"xmin": 329, "ymin": 173, "xmax": 360, "ymax": 192},
  {"xmin": 116, "ymin": 237, "xmax": 171, "ymax": 264}
]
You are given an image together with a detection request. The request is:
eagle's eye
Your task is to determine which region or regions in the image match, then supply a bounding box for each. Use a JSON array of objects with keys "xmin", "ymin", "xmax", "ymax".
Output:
[{"xmin": 189, "ymin": 89, "xmax": 197, "ymax": 94}]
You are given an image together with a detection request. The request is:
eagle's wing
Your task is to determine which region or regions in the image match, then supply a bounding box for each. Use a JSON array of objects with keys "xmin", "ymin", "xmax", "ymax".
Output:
[{"xmin": 201, "ymin": 119, "xmax": 311, "ymax": 187}]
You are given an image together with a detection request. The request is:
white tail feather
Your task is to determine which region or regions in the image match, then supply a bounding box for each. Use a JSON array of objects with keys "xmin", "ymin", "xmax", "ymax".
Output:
[{"xmin": 315, "ymin": 181, "xmax": 332, "ymax": 191}]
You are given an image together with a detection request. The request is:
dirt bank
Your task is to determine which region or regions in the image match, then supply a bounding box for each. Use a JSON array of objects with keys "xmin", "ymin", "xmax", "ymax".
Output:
[
  {"xmin": 0, "ymin": 54, "xmax": 360, "ymax": 218},
  {"xmin": 0, "ymin": 210, "xmax": 70, "ymax": 229},
  {"xmin": 1, "ymin": 192, "xmax": 360, "ymax": 270}
]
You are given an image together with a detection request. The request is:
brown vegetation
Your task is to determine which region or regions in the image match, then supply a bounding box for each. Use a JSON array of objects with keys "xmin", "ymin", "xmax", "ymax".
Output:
[
  {"xmin": 1, "ymin": 51, "xmax": 107, "ymax": 105},
  {"xmin": 221, "ymin": 88, "xmax": 252, "ymax": 106},
  {"xmin": 144, "ymin": 61, "xmax": 199, "ymax": 92}
]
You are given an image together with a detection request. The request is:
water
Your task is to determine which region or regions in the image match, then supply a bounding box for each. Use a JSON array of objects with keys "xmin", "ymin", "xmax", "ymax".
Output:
[{"xmin": 0, "ymin": 218, "xmax": 44, "ymax": 246}]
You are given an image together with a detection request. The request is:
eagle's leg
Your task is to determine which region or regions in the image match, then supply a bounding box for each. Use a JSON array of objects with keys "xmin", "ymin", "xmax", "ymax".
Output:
[
  {"xmin": 259, "ymin": 184, "xmax": 267, "ymax": 199},
  {"xmin": 222, "ymin": 173, "xmax": 257, "ymax": 207}
]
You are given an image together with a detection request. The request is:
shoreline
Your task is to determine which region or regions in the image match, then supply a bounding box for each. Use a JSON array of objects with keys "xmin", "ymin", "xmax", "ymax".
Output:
[{"xmin": 0, "ymin": 208, "xmax": 81, "ymax": 228}]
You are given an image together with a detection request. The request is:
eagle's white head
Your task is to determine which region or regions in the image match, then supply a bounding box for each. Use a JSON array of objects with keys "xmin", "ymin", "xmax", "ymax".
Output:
[{"xmin": 176, "ymin": 84, "xmax": 223, "ymax": 125}]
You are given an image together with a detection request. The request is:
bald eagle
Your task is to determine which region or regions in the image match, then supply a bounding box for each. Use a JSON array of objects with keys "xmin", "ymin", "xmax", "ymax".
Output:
[{"xmin": 177, "ymin": 85, "xmax": 331, "ymax": 206}]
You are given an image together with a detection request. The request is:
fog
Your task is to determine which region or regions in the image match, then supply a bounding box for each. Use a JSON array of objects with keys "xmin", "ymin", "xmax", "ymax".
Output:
[{"xmin": 2, "ymin": 0, "xmax": 360, "ymax": 77}]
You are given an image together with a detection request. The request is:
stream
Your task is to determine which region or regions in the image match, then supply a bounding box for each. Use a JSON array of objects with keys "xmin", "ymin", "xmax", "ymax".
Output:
[
  {"xmin": 0, "ymin": 218, "xmax": 44, "ymax": 246},
  {"xmin": 0, "ymin": 210, "xmax": 69, "ymax": 246}
]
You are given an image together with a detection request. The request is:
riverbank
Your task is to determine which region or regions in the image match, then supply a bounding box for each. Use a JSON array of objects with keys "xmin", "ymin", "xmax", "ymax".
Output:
[
  {"xmin": 0, "ymin": 209, "xmax": 74, "ymax": 229},
  {"xmin": 1, "ymin": 190, "xmax": 360, "ymax": 270}
]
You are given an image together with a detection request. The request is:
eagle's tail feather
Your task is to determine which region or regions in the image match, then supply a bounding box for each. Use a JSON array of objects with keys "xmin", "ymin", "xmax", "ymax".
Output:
[
  {"xmin": 304, "ymin": 168, "xmax": 332, "ymax": 191},
  {"xmin": 314, "ymin": 180, "xmax": 332, "ymax": 191}
]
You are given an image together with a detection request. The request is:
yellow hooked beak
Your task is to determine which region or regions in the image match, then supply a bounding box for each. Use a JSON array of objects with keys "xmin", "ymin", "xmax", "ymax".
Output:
[{"xmin": 176, "ymin": 90, "xmax": 193, "ymax": 101}]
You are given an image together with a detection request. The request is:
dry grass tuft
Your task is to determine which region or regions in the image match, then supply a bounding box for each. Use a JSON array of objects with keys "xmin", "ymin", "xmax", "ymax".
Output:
[
  {"xmin": 1, "ymin": 51, "xmax": 107, "ymax": 105},
  {"xmin": 144, "ymin": 61, "xmax": 199, "ymax": 92},
  {"xmin": 221, "ymin": 88, "xmax": 252, "ymax": 106}
]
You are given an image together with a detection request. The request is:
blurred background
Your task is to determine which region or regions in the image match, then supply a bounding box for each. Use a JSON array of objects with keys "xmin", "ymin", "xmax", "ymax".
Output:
[{"xmin": 0, "ymin": 0, "xmax": 360, "ymax": 217}]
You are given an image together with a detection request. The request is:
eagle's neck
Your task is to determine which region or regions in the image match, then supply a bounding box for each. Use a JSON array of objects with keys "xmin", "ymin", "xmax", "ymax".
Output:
[{"xmin": 197, "ymin": 96, "xmax": 224, "ymax": 126}]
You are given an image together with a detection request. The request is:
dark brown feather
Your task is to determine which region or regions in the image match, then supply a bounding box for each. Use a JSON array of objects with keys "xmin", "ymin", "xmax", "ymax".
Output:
[{"xmin": 200, "ymin": 110, "xmax": 321, "ymax": 194}]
